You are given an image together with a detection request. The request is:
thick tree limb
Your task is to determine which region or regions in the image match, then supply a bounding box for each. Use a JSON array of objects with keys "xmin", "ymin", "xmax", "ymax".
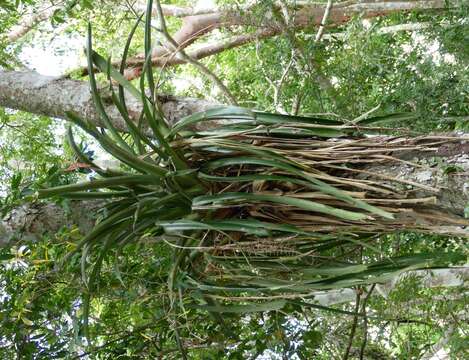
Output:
[
  {"xmin": 0, "ymin": 70, "xmax": 215, "ymax": 131},
  {"xmin": 87, "ymin": 12, "xmax": 224, "ymax": 76},
  {"xmin": 124, "ymin": 28, "xmax": 278, "ymax": 68},
  {"xmin": 376, "ymin": 266, "xmax": 469, "ymax": 298}
]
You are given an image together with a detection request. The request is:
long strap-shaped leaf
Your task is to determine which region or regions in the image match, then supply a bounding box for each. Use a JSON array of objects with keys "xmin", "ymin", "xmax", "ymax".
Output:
[
  {"xmin": 38, "ymin": 175, "xmax": 160, "ymax": 197},
  {"xmin": 193, "ymin": 192, "xmax": 368, "ymax": 221},
  {"xmin": 157, "ymin": 219, "xmax": 314, "ymax": 237},
  {"xmin": 86, "ymin": 24, "xmax": 135, "ymax": 153}
]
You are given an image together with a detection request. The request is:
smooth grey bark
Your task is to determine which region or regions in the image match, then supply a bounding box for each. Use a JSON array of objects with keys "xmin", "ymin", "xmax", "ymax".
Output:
[{"xmin": 0, "ymin": 70, "xmax": 215, "ymax": 132}]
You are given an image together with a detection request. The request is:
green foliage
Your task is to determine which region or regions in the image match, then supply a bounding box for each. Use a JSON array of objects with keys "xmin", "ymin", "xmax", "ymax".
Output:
[
  {"xmin": 0, "ymin": 233, "xmax": 81, "ymax": 358},
  {"xmin": 0, "ymin": 0, "xmax": 35, "ymax": 11},
  {"xmin": 0, "ymin": 1, "xmax": 468, "ymax": 359},
  {"xmin": 0, "ymin": 110, "xmax": 77, "ymax": 216},
  {"xmin": 208, "ymin": 5, "xmax": 469, "ymax": 132}
]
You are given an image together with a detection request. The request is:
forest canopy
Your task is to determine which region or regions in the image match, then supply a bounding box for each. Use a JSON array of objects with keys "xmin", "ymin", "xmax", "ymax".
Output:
[{"xmin": 0, "ymin": 1, "xmax": 468, "ymax": 359}]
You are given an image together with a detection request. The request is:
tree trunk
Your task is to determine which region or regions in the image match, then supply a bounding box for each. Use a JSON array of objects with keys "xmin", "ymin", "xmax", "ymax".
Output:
[{"xmin": 0, "ymin": 201, "xmax": 99, "ymax": 248}]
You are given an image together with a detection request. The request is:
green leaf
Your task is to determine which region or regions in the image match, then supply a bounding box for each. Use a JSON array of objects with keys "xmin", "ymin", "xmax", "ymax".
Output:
[
  {"xmin": 0, "ymin": 253, "xmax": 14, "ymax": 261},
  {"xmin": 158, "ymin": 219, "xmax": 309, "ymax": 237},
  {"xmin": 170, "ymin": 106, "xmax": 255, "ymax": 136},
  {"xmin": 38, "ymin": 175, "xmax": 161, "ymax": 198},
  {"xmin": 91, "ymin": 50, "xmax": 141, "ymax": 100},
  {"xmin": 86, "ymin": 24, "xmax": 134, "ymax": 153},
  {"xmin": 193, "ymin": 300, "xmax": 286, "ymax": 313},
  {"xmin": 193, "ymin": 192, "xmax": 369, "ymax": 221}
]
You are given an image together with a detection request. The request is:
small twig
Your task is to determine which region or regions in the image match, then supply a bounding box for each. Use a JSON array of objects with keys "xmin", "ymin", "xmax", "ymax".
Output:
[
  {"xmin": 359, "ymin": 284, "xmax": 376, "ymax": 360},
  {"xmin": 342, "ymin": 288, "xmax": 361, "ymax": 360},
  {"xmin": 256, "ymin": 45, "xmax": 295, "ymax": 113},
  {"xmin": 255, "ymin": 42, "xmax": 277, "ymax": 102},
  {"xmin": 291, "ymin": 93, "xmax": 302, "ymax": 115},
  {"xmin": 273, "ymin": 50, "xmax": 295, "ymax": 113},
  {"xmin": 71, "ymin": 319, "xmax": 166, "ymax": 359},
  {"xmin": 274, "ymin": 1, "xmax": 333, "ymax": 103}
]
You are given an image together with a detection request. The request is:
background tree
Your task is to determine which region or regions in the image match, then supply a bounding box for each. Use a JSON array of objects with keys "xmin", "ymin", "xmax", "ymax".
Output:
[{"xmin": 0, "ymin": 1, "xmax": 468, "ymax": 359}]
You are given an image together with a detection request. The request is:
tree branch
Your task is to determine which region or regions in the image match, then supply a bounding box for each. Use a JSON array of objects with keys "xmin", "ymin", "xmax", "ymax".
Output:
[
  {"xmin": 0, "ymin": 201, "xmax": 100, "ymax": 248},
  {"xmin": 421, "ymin": 324, "xmax": 455, "ymax": 360},
  {"xmin": 0, "ymin": 70, "xmax": 216, "ymax": 132},
  {"xmin": 317, "ymin": 22, "xmax": 433, "ymax": 41},
  {"xmin": 315, "ymin": 0, "xmax": 334, "ymax": 42},
  {"xmin": 123, "ymin": 28, "xmax": 277, "ymax": 69},
  {"xmin": 133, "ymin": 1, "xmax": 219, "ymax": 17},
  {"xmin": 359, "ymin": 284, "xmax": 375, "ymax": 360},
  {"xmin": 342, "ymin": 290, "xmax": 361, "ymax": 360},
  {"xmin": 6, "ymin": 4, "xmax": 59, "ymax": 42}
]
